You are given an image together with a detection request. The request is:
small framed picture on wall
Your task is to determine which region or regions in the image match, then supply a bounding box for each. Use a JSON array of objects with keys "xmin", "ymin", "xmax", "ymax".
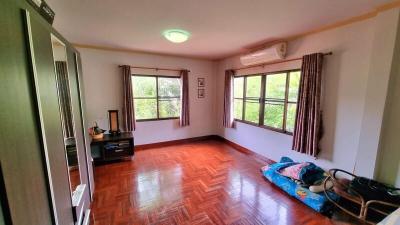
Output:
[
  {"xmin": 198, "ymin": 89, "xmax": 205, "ymax": 98},
  {"xmin": 198, "ymin": 78, "xmax": 205, "ymax": 87}
]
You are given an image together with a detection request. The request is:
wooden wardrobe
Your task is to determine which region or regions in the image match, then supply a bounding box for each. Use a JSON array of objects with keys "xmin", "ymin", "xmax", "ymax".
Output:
[{"xmin": 0, "ymin": 0, "xmax": 94, "ymax": 224}]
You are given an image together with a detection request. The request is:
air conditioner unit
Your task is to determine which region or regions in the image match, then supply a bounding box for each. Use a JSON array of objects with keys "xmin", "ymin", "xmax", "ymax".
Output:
[{"xmin": 240, "ymin": 42, "xmax": 287, "ymax": 66}]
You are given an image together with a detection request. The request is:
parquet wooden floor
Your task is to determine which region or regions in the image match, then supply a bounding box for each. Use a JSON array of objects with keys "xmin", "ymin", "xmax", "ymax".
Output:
[{"xmin": 90, "ymin": 140, "xmax": 351, "ymax": 225}]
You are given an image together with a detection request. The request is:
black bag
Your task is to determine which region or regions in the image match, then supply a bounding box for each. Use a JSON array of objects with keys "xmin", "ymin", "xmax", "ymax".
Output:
[{"xmin": 350, "ymin": 177, "xmax": 400, "ymax": 204}]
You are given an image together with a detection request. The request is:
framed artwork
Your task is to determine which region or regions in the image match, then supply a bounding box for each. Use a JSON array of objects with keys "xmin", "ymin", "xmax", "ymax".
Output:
[
  {"xmin": 198, "ymin": 89, "xmax": 205, "ymax": 98},
  {"xmin": 198, "ymin": 78, "xmax": 205, "ymax": 87}
]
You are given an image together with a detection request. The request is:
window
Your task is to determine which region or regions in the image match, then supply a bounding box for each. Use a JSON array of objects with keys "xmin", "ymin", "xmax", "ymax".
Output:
[
  {"xmin": 233, "ymin": 70, "xmax": 301, "ymax": 134},
  {"xmin": 132, "ymin": 75, "xmax": 181, "ymax": 121}
]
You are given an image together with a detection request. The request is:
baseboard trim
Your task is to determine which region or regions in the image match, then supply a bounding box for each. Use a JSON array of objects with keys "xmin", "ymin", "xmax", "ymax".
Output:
[
  {"xmin": 135, "ymin": 135, "xmax": 274, "ymax": 165},
  {"xmin": 218, "ymin": 137, "xmax": 275, "ymax": 165},
  {"xmin": 135, "ymin": 135, "xmax": 220, "ymax": 150}
]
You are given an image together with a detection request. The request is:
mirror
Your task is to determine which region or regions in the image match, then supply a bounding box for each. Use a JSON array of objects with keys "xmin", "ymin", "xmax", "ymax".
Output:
[{"xmin": 51, "ymin": 35, "xmax": 81, "ymax": 194}]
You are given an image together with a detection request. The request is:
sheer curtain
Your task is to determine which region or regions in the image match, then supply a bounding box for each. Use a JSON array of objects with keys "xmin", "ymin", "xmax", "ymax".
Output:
[{"xmin": 292, "ymin": 53, "xmax": 324, "ymax": 157}]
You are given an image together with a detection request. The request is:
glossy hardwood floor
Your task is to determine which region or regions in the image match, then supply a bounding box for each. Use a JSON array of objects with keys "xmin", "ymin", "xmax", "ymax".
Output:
[{"xmin": 90, "ymin": 140, "xmax": 351, "ymax": 225}]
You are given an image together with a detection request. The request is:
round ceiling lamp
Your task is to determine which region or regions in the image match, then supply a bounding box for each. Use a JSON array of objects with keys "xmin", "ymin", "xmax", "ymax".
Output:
[{"xmin": 163, "ymin": 29, "xmax": 191, "ymax": 43}]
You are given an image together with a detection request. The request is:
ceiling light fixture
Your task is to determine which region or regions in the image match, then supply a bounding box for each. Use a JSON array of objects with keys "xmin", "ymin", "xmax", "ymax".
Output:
[{"xmin": 163, "ymin": 29, "xmax": 191, "ymax": 43}]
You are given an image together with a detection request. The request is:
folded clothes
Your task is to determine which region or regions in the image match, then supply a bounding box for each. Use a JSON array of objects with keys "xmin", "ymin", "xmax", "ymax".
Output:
[
  {"xmin": 276, "ymin": 157, "xmax": 326, "ymax": 186},
  {"xmin": 279, "ymin": 162, "xmax": 310, "ymax": 181}
]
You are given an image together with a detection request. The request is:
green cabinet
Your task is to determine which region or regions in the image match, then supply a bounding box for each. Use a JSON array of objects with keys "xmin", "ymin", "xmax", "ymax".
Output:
[
  {"xmin": 0, "ymin": 0, "xmax": 92, "ymax": 224},
  {"xmin": 0, "ymin": 1, "xmax": 54, "ymax": 224}
]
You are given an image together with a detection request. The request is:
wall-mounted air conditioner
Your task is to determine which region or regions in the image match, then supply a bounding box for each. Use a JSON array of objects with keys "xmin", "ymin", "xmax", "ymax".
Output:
[{"xmin": 240, "ymin": 42, "xmax": 287, "ymax": 66}]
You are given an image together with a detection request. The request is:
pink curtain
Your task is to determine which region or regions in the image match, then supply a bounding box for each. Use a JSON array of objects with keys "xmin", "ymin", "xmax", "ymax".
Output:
[
  {"xmin": 223, "ymin": 70, "xmax": 235, "ymax": 128},
  {"xmin": 292, "ymin": 53, "xmax": 324, "ymax": 157},
  {"xmin": 122, "ymin": 65, "xmax": 136, "ymax": 131},
  {"xmin": 180, "ymin": 70, "xmax": 190, "ymax": 126}
]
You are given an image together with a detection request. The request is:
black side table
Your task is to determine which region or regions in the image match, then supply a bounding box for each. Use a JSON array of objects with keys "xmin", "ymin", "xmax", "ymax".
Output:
[{"xmin": 90, "ymin": 132, "xmax": 134, "ymax": 163}]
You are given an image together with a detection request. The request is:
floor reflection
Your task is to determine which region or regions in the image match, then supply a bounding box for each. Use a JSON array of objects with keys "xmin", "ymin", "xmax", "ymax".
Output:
[
  {"xmin": 228, "ymin": 169, "xmax": 289, "ymax": 224},
  {"xmin": 91, "ymin": 141, "xmax": 338, "ymax": 225},
  {"xmin": 137, "ymin": 166, "xmax": 182, "ymax": 209}
]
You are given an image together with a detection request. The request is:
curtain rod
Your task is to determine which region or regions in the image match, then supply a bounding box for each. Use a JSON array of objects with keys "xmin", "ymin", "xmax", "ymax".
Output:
[
  {"xmin": 233, "ymin": 52, "xmax": 332, "ymax": 71},
  {"xmin": 119, "ymin": 65, "xmax": 190, "ymax": 72}
]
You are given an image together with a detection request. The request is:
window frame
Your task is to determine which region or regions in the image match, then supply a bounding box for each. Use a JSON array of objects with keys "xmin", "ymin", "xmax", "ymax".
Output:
[
  {"xmin": 236, "ymin": 74, "xmax": 263, "ymax": 126},
  {"xmin": 233, "ymin": 69, "xmax": 301, "ymax": 135},
  {"xmin": 132, "ymin": 74, "xmax": 181, "ymax": 122}
]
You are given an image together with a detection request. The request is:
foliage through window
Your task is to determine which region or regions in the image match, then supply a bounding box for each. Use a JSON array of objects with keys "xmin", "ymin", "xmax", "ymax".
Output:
[
  {"xmin": 132, "ymin": 75, "xmax": 181, "ymax": 121},
  {"xmin": 233, "ymin": 70, "xmax": 301, "ymax": 134}
]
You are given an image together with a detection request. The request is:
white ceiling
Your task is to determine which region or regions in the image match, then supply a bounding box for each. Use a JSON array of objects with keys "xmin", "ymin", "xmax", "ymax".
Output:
[{"xmin": 46, "ymin": 0, "xmax": 392, "ymax": 60}]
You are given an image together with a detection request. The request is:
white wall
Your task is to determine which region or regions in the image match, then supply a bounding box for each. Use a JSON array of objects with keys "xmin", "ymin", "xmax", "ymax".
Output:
[
  {"xmin": 375, "ymin": 9, "xmax": 400, "ymax": 186},
  {"xmin": 216, "ymin": 18, "xmax": 376, "ymax": 172},
  {"xmin": 376, "ymin": 54, "xmax": 400, "ymax": 187},
  {"xmin": 78, "ymin": 9, "xmax": 399, "ymax": 184},
  {"xmin": 354, "ymin": 8, "xmax": 400, "ymax": 178},
  {"xmin": 79, "ymin": 48, "xmax": 217, "ymax": 145}
]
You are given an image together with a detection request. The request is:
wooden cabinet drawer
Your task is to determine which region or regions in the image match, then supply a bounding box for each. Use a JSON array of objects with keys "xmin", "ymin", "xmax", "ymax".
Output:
[{"xmin": 104, "ymin": 147, "xmax": 131, "ymax": 159}]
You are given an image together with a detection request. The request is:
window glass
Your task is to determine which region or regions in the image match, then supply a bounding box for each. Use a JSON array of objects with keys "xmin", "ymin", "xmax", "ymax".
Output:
[
  {"xmin": 234, "ymin": 77, "xmax": 244, "ymax": 98},
  {"xmin": 159, "ymin": 98, "xmax": 180, "ymax": 118},
  {"xmin": 264, "ymin": 102, "xmax": 284, "ymax": 129},
  {"xmin": 234, "ymin": 99, "xmax": 243, "ymax": 120},
  {"xmin": 244, "ymin": 100, "xmax": 260, "ymax": 123},
  {"xmin": 288, "ymin": 71, "xmax": 301, "ymax": 102},
  {"xmin": 231, "ymin": 70, "xmax": 301, "ymax": 134},
  {"xmin": 243, "ymin": 76, "xmax": 261, "ymax": 123},
  {"xmin": 134, "ymin": 99, "xmax": 157, "ymax": 120},
  {"xmin": 132, "ymin": 75, "xmax": 181, "ymax": 120},
  {"xmin": 132, "ymin": 76, "xmax": 156, "ymax": 97},
  {"xmin": 286, "ymin": 103, "xmax": 297, "ymax": 132},
  {"xmin": 245, "ymin": 76, "xmax": 261, "ymax": 97},
  {"xmin": 158, "ymin": 77, "xmax": 180, "ymax": 97},
  {"xmin": 265, "ymin": 73, "xmax": 286, "ymax": 99}
]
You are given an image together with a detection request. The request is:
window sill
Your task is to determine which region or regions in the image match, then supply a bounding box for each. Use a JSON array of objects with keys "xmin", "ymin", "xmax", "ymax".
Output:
[
  {"xmin": 233, "ymin": 119, "xmax": 293, "ymax": 136},
  {"xmin": 136, "ymin": 117, "xmax": 179, "ymax": 122}
]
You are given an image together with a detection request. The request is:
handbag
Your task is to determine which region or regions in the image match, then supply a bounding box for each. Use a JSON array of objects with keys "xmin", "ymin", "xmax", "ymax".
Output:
[{"xmin": 349, "ymin": 176, "xmax": 400, "ymax": 204}]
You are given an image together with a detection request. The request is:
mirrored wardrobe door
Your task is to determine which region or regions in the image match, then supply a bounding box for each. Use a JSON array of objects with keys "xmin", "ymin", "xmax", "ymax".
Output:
[
  {"xmin": 51, "ymin": 35, "xmax": 82, "ymax": 194},
  {"xmin": 65, "ymin": 46, "xmax": 91, "ymax": 222},
  {"xmin": 24, "ymin": 10, "xmax": 74, "ymax": 225},
  {"xmin": 74, "ymin": 52, "xmax": 95, "ymax": 201},
  {"xmin": 52, "ymin": 36, "xmax": 93, "ymax": 224}
]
